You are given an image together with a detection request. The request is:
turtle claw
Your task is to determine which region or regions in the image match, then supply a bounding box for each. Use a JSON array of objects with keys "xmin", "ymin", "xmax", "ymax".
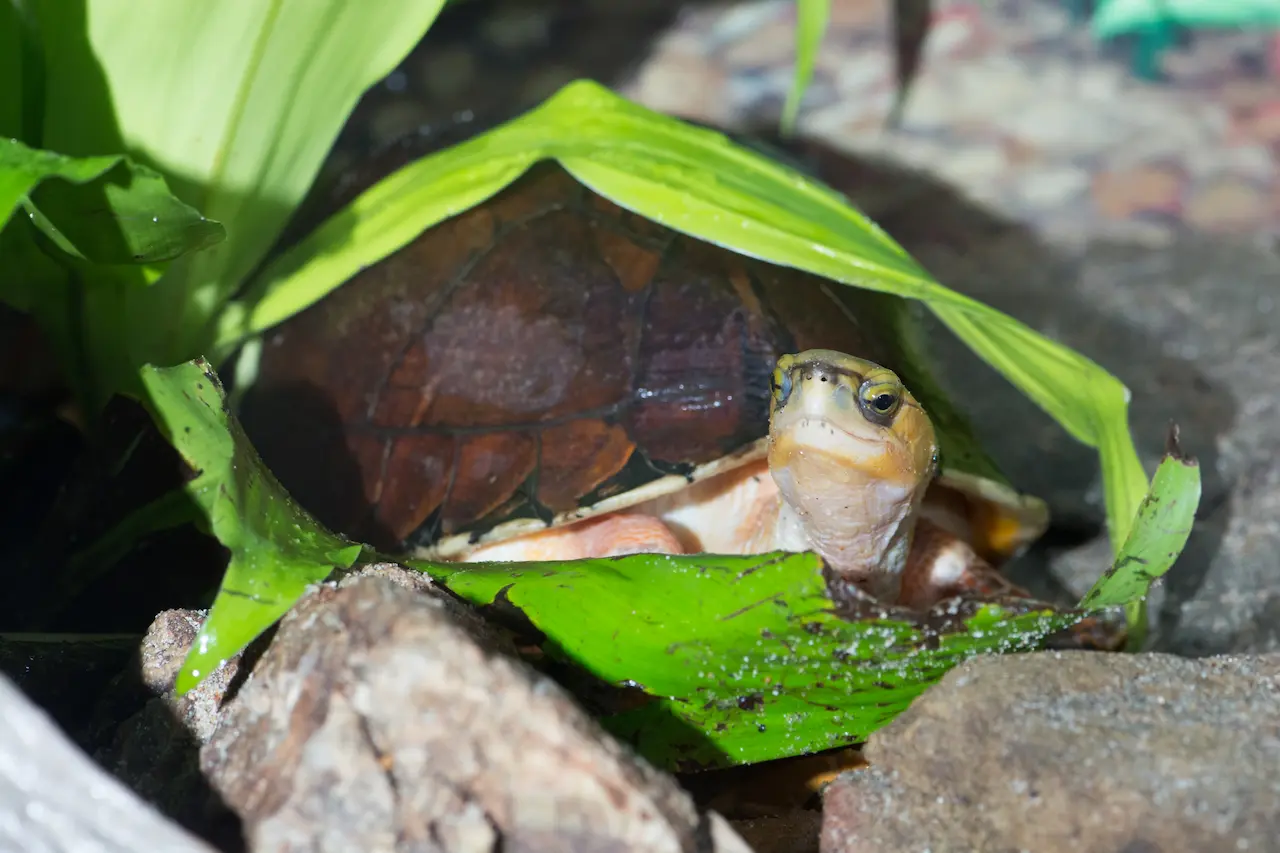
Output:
[
  {"xmin": 897, "ymin": 518, "xmax": 1030, "ymax": 611},
  {"xmin": 898, "ymin": 518, "xmax": 1129, "ymax": 653}
]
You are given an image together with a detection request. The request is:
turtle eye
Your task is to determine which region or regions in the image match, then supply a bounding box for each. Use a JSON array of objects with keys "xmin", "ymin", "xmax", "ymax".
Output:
[
  {"xmin": 771, "ymin": 366, "xmax": 794, "ymax": 408},
  {"xmin": 858, "ymin": 378, "xmax": 902, "ymax": 425}
]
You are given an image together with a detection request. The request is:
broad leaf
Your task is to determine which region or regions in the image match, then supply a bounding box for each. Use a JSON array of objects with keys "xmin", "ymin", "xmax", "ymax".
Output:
[
  {"xmin": 1092, "ymin": 0, "xmax": 1280, "ymax": 38},
  {"xmin": 1, "ymin": 138, "xmax": 222, "ymax": 266},
  {"xmin": 419, "ymin": 551, "xmax": 1079, "ymax": 769},
  {"xmin": 0, "ymin": 138, "xmax": 118, "ymax": 232},
  {"xmin": 0, "ymin": 0, "xmax": 38, "ymax": 141},
  {"xmin": 138, "ymin": 359, "xmax": 362, "ymax": 694},
  {"xmin": 228, "ymin": 80, "xmax": 1148, "ymax": 557},
  {"xmin": 0, "ymin": 138, "xmax": 225, "ymax": 413},
  {"xmin": 33, "ymin": 0, "xmax": 447, "ymax": 367},
  {"xmin": 27, "ymin": 158, "xmax": 225, "ymax": 264}
]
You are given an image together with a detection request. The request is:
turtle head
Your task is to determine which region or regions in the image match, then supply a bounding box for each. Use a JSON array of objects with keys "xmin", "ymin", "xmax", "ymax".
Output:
[{"xmin": 767, "ymin": 349, "xmax": 938, "ymax": 601}]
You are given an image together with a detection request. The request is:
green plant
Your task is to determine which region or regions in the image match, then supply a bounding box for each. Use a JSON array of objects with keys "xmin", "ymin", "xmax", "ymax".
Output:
[{"xmin": 2, "ymin": 0, "xmax": 448, "ymax": 414}]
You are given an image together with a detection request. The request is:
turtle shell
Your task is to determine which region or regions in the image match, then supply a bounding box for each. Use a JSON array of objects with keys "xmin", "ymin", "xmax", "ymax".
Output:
[{"xmin": 240, "ymin": 158, "xmax": 1041, "ymax": 559}]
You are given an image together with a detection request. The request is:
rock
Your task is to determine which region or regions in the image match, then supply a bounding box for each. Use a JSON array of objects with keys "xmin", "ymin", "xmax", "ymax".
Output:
[
  {"xmin": 196, "ymin": 567, "xmax": 752, "ymax": 852},
  {"xmin": 1091, "ymin": 163, "xmax": 1185, "ymax": 220},
  {"xmin": 820, "ymin": 650, "xmax": 1280, "ymax": 853},
  {"xmin": 1184, "ymin": 176, "xmax": 1271, "ymax": 232},
  {"xmin": 91, "ymin": 608, "xmax": 248, "ymax": 845},
  {"xmin": 0, "ymin": 673, "xmax": 216, "ymax": 853}
]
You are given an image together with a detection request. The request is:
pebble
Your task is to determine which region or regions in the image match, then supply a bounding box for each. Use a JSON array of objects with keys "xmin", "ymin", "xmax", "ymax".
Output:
[
  {"xmin": 1185, "ymin": 176, "xmax": 1270, "ymax": 231},
  {"xmin": 1014, "ymin": 163, "xmax": 1089, "ymax": 207},
  {"xmin": 1092, "ymin": 164, "xmax": 1185, "ymax": 219}
]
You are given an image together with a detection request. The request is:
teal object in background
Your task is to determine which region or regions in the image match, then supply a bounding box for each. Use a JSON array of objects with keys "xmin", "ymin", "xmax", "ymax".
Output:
[
  {"xmin": 1092, "ymin": 0, "xmax": 1280, "ymax": 38},
  {"xmin": 1087, "ymin": 0, "xmax": 1280, "ymax": 81}
]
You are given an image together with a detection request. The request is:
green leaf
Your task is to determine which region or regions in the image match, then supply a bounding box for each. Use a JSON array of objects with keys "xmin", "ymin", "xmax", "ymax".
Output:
[
  {"xmin": 1, "ymin": 137, "xmax": 224, "ymax": 271},
  {"xmin": 228, "ymin": 80, "xmax": 1148, "ymax": 557},
  {"xmin": 0, "ymin": 137, "xmax": 119, "ymax": 232},
  {"xmin": 1080, "ymin": 432, "xmax": 1201, "ymax": 611},
  {"xmin": 0, "ymin": 0, "xmax": 30, "ymax": 140},
  {"xmin": 1092, "ymin": 0, "xmax": 1280, "ymax": 38},
  {"xmin": 27, "ymin": 158, "xmax": 226, "ymax": 265},
  {"xmin": 413, "ymin": 552, "xmax": 1071, "ymax": 769},
  {"xmin": 0, "ymin": 138, "xmax": 225, "ymax": 413},
  {"xmin": 780, "ymin": 0, "xmax": 830, "ymax": 136},
  {"xmin": 34, "ymin": 0, "xmax": 447, "ymax": 365},
  {"xmin": 137, "ymin": 359, "xmax": 362, "ymax": 695}
]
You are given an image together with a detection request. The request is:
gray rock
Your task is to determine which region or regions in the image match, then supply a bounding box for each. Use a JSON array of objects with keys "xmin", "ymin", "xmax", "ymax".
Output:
[
  {"xmin": 194, "ymin": 567, "xmax": 751, "ymax": 852},
  {"xmin": 819, "ymin": 650, "xmax": 1280, "ymax": 853},
  {"xmin": 91, "ymin": 607, "xmax": 247, "ymax": 842},
  {"xmin": 0, "ymin": 673, "xmax": 216, "ymax": 853}
]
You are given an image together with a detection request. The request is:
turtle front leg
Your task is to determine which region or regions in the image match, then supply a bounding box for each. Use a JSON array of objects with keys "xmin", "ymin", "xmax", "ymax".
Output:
[
  {"xmin": 895, "ymin": 517, "xmax": 1029, "ymax": 611},
  {"xmin": 463, "ymin": 512, "xmax": 685, "ymax": 562}
]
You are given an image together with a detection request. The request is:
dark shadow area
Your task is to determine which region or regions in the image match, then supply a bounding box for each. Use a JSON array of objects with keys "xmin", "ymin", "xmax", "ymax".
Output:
[
  {"xmin": 0, "ymin": 394, "xmax": 229, "ymax": 634},
  {"xmin": 0, "ymin": 634, "xmax": 137, "ymax": 740},
  {"xmin": 284, "ymin": 0, "xmax": 708, "ymax": 242},
  {"xmin": 334, "ymin": 0, "xmax": 709, "ymax": 162},
  {"xmin": 237, "ymin": 380, "xmax": 397, "ymax": 551}
]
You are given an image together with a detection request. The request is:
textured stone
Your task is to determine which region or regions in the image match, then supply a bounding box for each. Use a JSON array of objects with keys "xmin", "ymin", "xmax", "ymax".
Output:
[
  {"xmin": 1092, "ymin": 163, "xmax": 1185, "ymax": 219},
  {"xmin": 721, "ymin": 19, "xmax": 804, "ymax": 69},
  {"xmin": 1185, "ymin": 176, "xmax": 1270, "ymax": 231},
  {"xmin": 820, "ymin": 651, "xmax": 1280, "ymax": 853},
  {"xmin": 200, "ymin": 572, "xmax": 752, "ymax": 852},
  {"xmin": 1013, "ymin": 163, "xmax": 1089, "ymax": 208}
]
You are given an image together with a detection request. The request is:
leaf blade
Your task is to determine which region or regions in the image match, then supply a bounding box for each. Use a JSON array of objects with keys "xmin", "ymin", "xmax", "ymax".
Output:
[
  {"xmin": 36, "ymin": 0, "xmax": 447, "ymax": 363},
  {"xmin": 137, "ymin": 359, "xmax": 362, "ymax": 694},
  {"xmin": 780, "ymin": 0, "xmax": 830, "ymax": 136},
  {"xmin": 418, "ymin": 551, "xmax": 1080, "ymax": 769},
  {"xmin": 1080, "ymin": 434, "xmax": 1201, "ymax": 611}
]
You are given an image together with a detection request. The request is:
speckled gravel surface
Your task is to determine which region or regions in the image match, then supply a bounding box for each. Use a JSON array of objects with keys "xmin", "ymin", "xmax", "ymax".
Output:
[{"xmin": 621, "ymin": 0, "xmax": 1280, "ymax": 246}]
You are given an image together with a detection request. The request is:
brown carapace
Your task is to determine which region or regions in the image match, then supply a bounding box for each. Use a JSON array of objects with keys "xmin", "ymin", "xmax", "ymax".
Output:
[{"xmin": 240, "ymin": 162, "xmax": 909, "ymax": 554}]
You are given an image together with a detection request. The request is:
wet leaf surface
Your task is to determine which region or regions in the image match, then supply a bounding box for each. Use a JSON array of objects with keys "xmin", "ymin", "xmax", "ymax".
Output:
[
  {"xmin": 415, "ymin": 550, "xmax": 1081, "ymax": 770},
  {"xmin": 138, "ymin": 359, "xmax": 361, "ymax": 693}
]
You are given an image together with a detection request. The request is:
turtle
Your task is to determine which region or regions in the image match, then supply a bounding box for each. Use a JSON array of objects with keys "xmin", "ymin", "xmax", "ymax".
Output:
[{"xmin": 239, "ymin": 156, "xmax": 1081, "ymax": 616}]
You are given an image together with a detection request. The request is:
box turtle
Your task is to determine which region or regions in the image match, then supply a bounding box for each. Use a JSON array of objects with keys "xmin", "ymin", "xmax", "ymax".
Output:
[{"xmin": 241, "ymin": 151, "xmax": 1086, "ymax": 615}]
